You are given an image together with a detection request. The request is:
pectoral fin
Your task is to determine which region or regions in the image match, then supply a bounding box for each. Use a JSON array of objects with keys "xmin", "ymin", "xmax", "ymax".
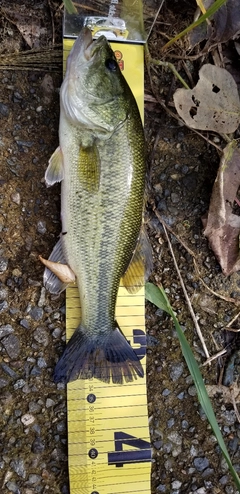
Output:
[
  {"xmin": 122, "ymin": 228, "xmax": 153, "ymax": 294},
  {"xmin": 78, "ymin": 143, "xmax": 100, "ymax": 193},
  {"xmin": 45, "ymin": 146, "xmax": 64, "ymax": 187},
  {"xmin": 39, "ymin": 237, "xmax": 75, "ymax": 294}
]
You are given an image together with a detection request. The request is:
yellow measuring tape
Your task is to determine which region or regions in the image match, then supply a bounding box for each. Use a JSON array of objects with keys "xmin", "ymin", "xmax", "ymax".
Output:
[{"xmin": 63, "ymin": 37, "xmax": 151, "ymax": 494}]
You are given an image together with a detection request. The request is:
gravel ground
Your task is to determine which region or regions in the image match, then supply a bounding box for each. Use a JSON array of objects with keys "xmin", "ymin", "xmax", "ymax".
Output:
[{"xmin": 0, "ymin": 1, "xmax": 240, "ymax": 493}]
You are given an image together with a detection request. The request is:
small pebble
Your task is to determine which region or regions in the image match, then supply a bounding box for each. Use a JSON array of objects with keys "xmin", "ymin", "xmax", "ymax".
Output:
[
  {"xmin": 37, "ymin": 220, "xmax": 47, "ymax": 234},
  {"xmin": 220, "ymin": 410, "xmax": 236, "ymax": 426},
  {"xmin": 29, "ymin": 307, "xmax": 43, "ymax": 321},
  {"xmin": 14, "ymin": 379, "xmax": 26, "ymax": 390},
  {"xmin": 11, "ymin": 192, "xmax": 20, "ymax": 205},
  {"xmin": 177, "ymin": 391, "xmax": 185, "ymax": 400},
  {"xmin": 171, "ymin": 480, "xmax": 182, "ymax": 489},
  {"xmin": 16, "ymin": 140, "xmax": 33, "ymax": 148},
  {"xmin": 30, "ymin": 366, "xmax": 41, "ymax": 376},
  {"xmin": 13, "ymin": 91, "xmax": 22, "ymax": 101},
  {"xmin": 21, "ymin": 413, "xmax": 35, "ymax": 426},
  {"xmin": 1, "ymin": 363, "xmax": 17, "ymax": 378},
  {"xmin": 2, "ymin": 334, "xmax": 20, "ymax": 359},
  {"xmin": 46, "ymin": 398, "xmax": 55, "ymax": 408},
  {"xmin": 188, "ymin": 385, "xmax": 197, "ymax": 396},
  {"xmin": 38, "ymin": 287, "xmax": 46, "ymax": 307},
  {"xmin": 190, "ymin": 445, "xmax": 199, "ymax": 457},
  {"xmin": 29, "ymin": 401, "xmax": 41, "ymax": 413},
  {"xmin": 153, "ymin": 440, "xmax": 162, "ymax": 450},
  {"xmin": 0, "ymin": 286, "xmax": 8, "ymax": 300},
  {"xmin": 167, "ymin": 418, "xmax": 175, "ymax": 428},
  {"xmin": 0, "ymin": 300, "xmax": 8, "ymax": 312},
  {"xmin": 193, "ymin": 457, "xmax": 209, "ymax": 472},
  {"xmin": 52, "ymin": 327, "xmax": 61, "ymax": 338},
  {"xmin": 170, "ymin": 363, "xmax": 184, "ymax": 381},
  {"xmin": 0, "ymin": 257, "xmax": 8, "ymax": 273},
  {"xmin": 202, "ymin": 467, "xmax": 214, "ymax": 478},
  {"xmin": 33, "ymin": 327, "xmax": 49, "ymax": 346},
  {"xmin": 20, "ymin": 319, "xmax": 30, "ymax": 329},
  {"xmin": 0, "ymin": 324, "xmax": 14, "ymax": 338},
  {"xmin": 156, "ymin": 485, "xmax": 166, "ymax": 492},
  {"xmin": 162, "ymin": 388, "xmax": 171, "ymax": 397},
  {"xmin": 171, "ymin": 192, "xmax": 180, "ymax": 204},
  {"xmin": 167, "ymin": 431, "xmax": 182, "ymax": 445},
  {"xmin": 0, "ymin": 102, "xmax": 9, "ymax": 117},
  {"xmin": 57, "ymin": 421, "xmax": 66, "ymax": 433},
  {"xmin": 61, "ymin": 485, "xmax": 69, "ymax": 494},
  {"xmin": 37, "ymin": 357, "xmax": 47, "ymax": 368},
  {"xmin": 0, "ymin": 378, "xmax": 9, "ymax": 388},
  {"xmin": 27, "ymin": 474, "xmax": 41, "ymax": 484},
  {"xmin": 10, "ymin": 458, "xmax": 26, "ymax": 478},
  {"xmin": 5, "ymin": 481, "xmax": 20, "ymax": 493},
  {"xmin": 32, "ymin": 437, "xmax": 45, "ymax": 454}
]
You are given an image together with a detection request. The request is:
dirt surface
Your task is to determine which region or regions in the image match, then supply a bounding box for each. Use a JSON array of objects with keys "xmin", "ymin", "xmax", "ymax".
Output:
[{"xmin": 0, "ymin": 1, "xmax": 240, "ymax": 493}]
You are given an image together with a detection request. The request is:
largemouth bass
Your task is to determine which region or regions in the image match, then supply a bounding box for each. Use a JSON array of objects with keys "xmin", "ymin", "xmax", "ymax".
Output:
[{"xmin": 41, "ymin": 28, "xmax": 151, "ymax": 384}]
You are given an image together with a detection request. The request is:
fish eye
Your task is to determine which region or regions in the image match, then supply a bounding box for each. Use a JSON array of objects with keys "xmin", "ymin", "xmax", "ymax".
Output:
[{"xmin": 105, "ymin": 58, "xmax": 118, "ymax": 71}]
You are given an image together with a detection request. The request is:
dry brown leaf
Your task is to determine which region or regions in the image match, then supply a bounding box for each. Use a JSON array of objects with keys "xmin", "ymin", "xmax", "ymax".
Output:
[
  {"xmin": 212, "ymin": 0, "xmax": 240, "ymax": 43},
  {"xmin": 202, "ymin": 141, "xmax": 240, "ymax": 276},
  {"xmin": 2, "ymin": 8, "xmax": 46, "ymax": 48},
  {"xmin": 190, "ymin": 0, "xmax": 240, "ymax": 47},
  {"xmin": 173, "ymin": 64, "xmax": 240, "ymax": 133}
]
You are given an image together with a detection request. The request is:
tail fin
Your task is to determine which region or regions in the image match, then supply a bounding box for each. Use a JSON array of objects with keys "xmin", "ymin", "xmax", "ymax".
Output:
[{"xmin": 53, "ymin": 325, "xmax": 144, "ymax": 384}]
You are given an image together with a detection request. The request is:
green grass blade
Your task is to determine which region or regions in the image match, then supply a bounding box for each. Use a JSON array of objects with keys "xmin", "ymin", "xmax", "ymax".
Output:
[
  {"xmin": 145, "ymin": 282, "xmax": 240, "ymax": 490},
  {"xmin": 63, "ymin": 0, "xmax": 78, "ymax": 14},
  {"xmin": 162, "ymin": 0, "xmax": 227, "ymax": 50},
  {"xmin": 145, "ymin": 282, "xmax": 170, "ymax": 314}
]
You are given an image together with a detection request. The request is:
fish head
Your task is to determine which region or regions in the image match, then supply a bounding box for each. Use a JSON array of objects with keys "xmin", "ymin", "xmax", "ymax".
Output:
[{"xmin": 61, "ymin": 28, "xmax": 129, "ymax": 134}]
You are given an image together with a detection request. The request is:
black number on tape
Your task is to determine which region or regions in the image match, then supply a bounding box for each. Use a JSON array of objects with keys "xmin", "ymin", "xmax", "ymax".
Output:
[
  {"xmin": 128, "ymin": 329, "xmax": 146, "ymax": 360},
  {"xmin": 89, "ymin": 448, "xmax": 98, "ymax": 459},
  {"xmin": 108, "ymin": 432, "xmax": 151, "ymax": 467},
  {"xmin": 87, "ymin": 394, "xmax": 96, "ymax": 403}
]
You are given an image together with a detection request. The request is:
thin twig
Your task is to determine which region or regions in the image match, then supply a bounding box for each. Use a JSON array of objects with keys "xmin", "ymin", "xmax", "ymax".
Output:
[
  {"xmin": 162, "ymin": 222, "xmax": 210, "ymax": 359},
  {"xmin": 226, "ymin": 311, "xmax": 240, "ymax": 328},
  {"xmin": 145, "ymin": 45, "xmax": 190, "ymax": 89},
  {"xmin": 153, "ymin": 205, "xmax": 196, "ymax": 258},
  {"xmin": 182, "ymin": 60, "xmax": 194, "ymax": 88},
  {"xmin": 194, "ymin": 259, "xmax": 240, "ymax": 306},
  {"xmin": 146, "ymin": 0, "xmax": 166, "ymax": 42},
  {"xmin": 203, "ymin": 348, "xmax": 227, "ymax": 366},
  {"xmin": 225, "ymin": 327, "xmax": 240, "ymax": 333},
  {"xmin": 230, "ymin": 386, "xmax": 240, "ymax": 423},
  {"xmin": 47, "ymin": 0, "xmax": 55, "ymax": 45}
]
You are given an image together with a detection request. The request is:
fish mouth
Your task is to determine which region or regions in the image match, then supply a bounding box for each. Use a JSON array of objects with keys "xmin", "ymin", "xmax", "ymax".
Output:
[
  {"xmin": 83, "ymin": 28, "xmax": 107, "ymax": 61},
  {"xmin": 69, "ymin": 28, "xmax": 107, "ymax": 65}
]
